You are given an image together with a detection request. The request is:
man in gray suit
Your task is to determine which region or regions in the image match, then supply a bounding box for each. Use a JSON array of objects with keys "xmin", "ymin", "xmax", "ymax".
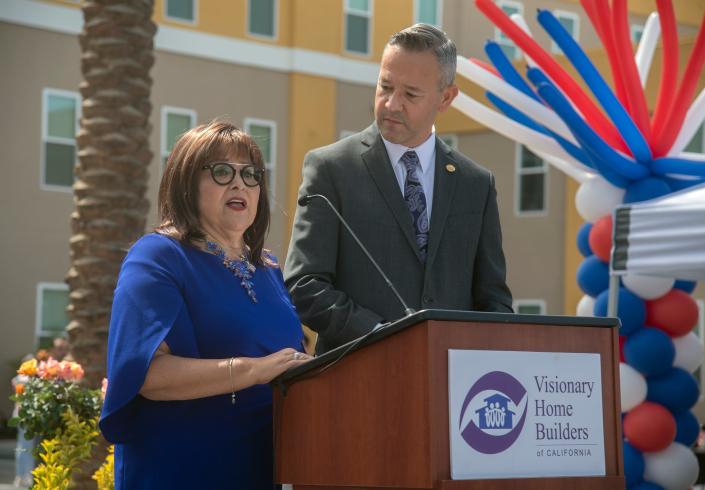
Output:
[{"xmin": 284, "ymin": 24, "xmax": 513, "ymax": 354}]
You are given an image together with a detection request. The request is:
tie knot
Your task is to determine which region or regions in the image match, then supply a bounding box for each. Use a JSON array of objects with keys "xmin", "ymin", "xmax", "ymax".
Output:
[{"xmin": 401, "ymin": 150, "xmax": 419, "ymax": 172}]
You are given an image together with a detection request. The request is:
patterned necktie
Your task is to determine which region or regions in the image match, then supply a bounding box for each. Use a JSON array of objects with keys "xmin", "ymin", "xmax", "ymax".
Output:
[{"xmin": 401, "ymin": 150, "xmax": 429, "ymax": 262}]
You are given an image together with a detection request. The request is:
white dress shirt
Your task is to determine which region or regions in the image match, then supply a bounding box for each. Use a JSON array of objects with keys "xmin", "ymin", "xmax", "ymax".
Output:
[{"xmin": 381, "ymin": 132, "xmax": 436, "ymax": 222}]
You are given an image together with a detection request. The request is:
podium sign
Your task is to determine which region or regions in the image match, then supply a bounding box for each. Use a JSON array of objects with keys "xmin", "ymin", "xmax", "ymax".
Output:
[{"xmin": 449, "ymin": 350, "xmax": 606, "ymax": 480}]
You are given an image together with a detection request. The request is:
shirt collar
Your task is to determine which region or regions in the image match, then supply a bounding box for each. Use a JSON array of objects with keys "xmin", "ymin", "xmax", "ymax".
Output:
[{"xmin": 381, "ymin": 131, "xmax": 436, "ymax": 175}]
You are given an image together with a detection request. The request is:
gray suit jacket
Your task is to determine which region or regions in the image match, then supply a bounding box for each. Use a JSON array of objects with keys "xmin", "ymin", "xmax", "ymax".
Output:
[{"xmin": 284, "ymin": 124, "xmax": 512, "ymax": 353}]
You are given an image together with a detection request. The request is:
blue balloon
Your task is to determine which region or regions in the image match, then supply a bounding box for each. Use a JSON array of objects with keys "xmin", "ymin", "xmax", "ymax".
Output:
[
  {"xmin": 623, "ymin": 327, "xmax": 675, "ymax": 376},
  {"xmin": 594, "ymin": 287, "xmax": 646, "ymax": 335},
  {"xmin": 484, "ymin": 41, "xmax": 541, "ymax": 102},
  {"xmin": 486, "ymin": 91, "xmax": 592, "ymax": 166},
  {"xmin": 536, "ymin": 9, "xmax": 653, "ymax": 165},
  {"xmin": 623, "ymin": 441, "xmax": 644, "ymax": 487},
  {"xmin": 530, "ymin": 72, "xmax": 648, "ymax": 183},
  {"xmin": 674, "ymin": 410, "xmax": 700, "ymax": 446},
  {"xmin": 624, "ymin": 178, "xmax": 673, "ymax": 204},
  {"xmin": 647, "ymin": 367, "xmax": 700, "ymax": 413},
  {"xmin": 577, "ymin": 255, "xmax": 609, "ymax": 297},
  {"xmin": 663, "ymin": 175, "xmax": 705, "ymax": 191},
  {"xmin": 577, "ymin": 222, "xmax": 593, "ymax": 257},
  {"xmin": 674, "ymin": 280, "xmax": 697, "ymax": 294},
  {"xmin": 630, "ymin": 482, "xmax": 664, "ymax": 490},
  {"xmin": 652, "ymin": 157, "xmax": 705, "ymax": 176}
]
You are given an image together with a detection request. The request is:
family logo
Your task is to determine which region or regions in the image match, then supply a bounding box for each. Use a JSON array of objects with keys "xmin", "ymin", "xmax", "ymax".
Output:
[{"xmin": 459, "ymin": 371, "xmax": 528, "ymax": 454}]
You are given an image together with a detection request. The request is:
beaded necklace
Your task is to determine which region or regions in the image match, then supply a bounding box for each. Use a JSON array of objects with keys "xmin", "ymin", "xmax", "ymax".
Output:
[{"xmin": 206, "ymin": 240, "xmax": 258, "ymax": 303}]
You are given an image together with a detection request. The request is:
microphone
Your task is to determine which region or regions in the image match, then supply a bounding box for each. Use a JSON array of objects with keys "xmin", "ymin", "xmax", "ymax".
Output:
[{"xmin": 298, "ymin": 193, "xmax": 415, "ymax": 317}]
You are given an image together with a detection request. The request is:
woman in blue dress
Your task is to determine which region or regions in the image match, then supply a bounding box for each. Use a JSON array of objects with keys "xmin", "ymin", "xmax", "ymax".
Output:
[{"xmin": 100, "ymin": 120, "xmax": 311, "ymax": 489}]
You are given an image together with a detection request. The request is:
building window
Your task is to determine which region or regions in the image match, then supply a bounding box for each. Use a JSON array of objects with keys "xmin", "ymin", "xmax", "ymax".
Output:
[
  {"xmin": 248, "ymin": 0, "xmax": 277, "ymax": 38},
  {"xmin": 244, "ymin": 118, "xmax": 277, "ymax": 199},
  {"xmin": 631, "ymin": 24, "xmax": 644, "ymax": 44},
  {"xmin": 165, "ymin": 0, "xmax": 196, "ymax": 23},
  {"xmin": 439, "ymin": 133, "xmax": 458, "ymax": 150},
  {"xmin": 42, "ymin": 88, "xmax": 80, "ymax": 191},
  {"xmin": 513, "ymin": 299, "xmax": 546, "ymax": 315},
  {"xmin": 685, "ymin": 123, "xmax": 704, "ymax": 153},
  {"xmin": 415, "ymin": 0, "xmax": 442, "ymax": 26},
  {"xmin": 161, "ymin": 107, "xmax": 197, "ymax": 169},
  {"xmin": 344, "ymin": 0, "xmax": 372, "ymax": 55},
  {"xmin": 36, "ymin": 283, "xmax": 69, "ymax": 349},
  {"xmin": 495, "ymin": 1, "xmax": 523, "ymax": 60},
  {"xmin": 551, "ymin": 11, "xmax": 579, "ymax": 55},
  {"xmin": 515, "ymin": 144, "xmax": 547, "ymax": 215}
]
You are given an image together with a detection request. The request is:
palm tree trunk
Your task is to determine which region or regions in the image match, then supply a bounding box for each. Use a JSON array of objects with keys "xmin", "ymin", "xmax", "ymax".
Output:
[{"xmin": 68, "ymin": 0, "xmax": 156, "ymax": 388}]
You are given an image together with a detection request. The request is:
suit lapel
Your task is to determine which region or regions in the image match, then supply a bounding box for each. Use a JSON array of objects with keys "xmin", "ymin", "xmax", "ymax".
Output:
[
  {"xmin": 360, "ymin": 126, "xmax": 423, "ymax": 262},
  {"xmin": 426, "ymin": 137, "xmax": 458, "ymax": 267}
]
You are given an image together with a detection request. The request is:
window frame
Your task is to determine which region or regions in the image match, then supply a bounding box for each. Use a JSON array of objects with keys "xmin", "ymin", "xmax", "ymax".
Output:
[
  {"xmin": 495, "ymin": 0, "xmax": 523, "ymax": 61},
  {"xmin": 164, "ymin": 0, "xmax": 198, "ymax": 25},
  {"xmin": 161, "ymin": 106, "xmax": 197, "ymax": 171},
  {"xmin": 550, "ymin": 10, "xmax": 580, "ymax": 55},
  {"xmin": 343, "ymin": 0, "xmax": 374, "ymax": 57},
  {"xmin": 41, "ymin": 87, "xmax": 81, "ymax": 193},
  {"xmin": 513, "ymin": 299, "xmax": 547, "ymax": 315},
  {"xmin": 246, "ymin": 0, "xmax": 279, "ymax": 41},
  {"xmin": 35, "ymin": 282, "xmax": 69, "ymax": 348},
  {"xmin": 514, "ymin": 144, "xmax": 549, "ymax": 217},
  {"xmin": 414, "ymin": 0, "xmax": 443, "ymax": 27},
  {"xmin": 244, "ymin": 117, "xmax": 278, "ymax": 200}
]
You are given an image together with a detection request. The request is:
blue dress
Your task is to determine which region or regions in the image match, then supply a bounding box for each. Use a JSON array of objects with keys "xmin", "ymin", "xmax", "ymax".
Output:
[{"xmin": 99, "ymin": 233, "xmax": 303, "ymax": 489}]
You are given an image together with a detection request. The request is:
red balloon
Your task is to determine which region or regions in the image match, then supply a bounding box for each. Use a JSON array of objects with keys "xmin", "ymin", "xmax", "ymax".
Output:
[
  {"xmin": 646, "ymin": 289, "xmax": 699, "ymax": 337},
  {"xmin": 588, "ymin": 215, "xmax": 613, "ymax": 263},
  {"xmin": 619, "ymin": 335, "xmax": 626, "ymax": 362},
  {"xmin": 623, "ymin": 401, "xmax": 676, "ymax": 452}
]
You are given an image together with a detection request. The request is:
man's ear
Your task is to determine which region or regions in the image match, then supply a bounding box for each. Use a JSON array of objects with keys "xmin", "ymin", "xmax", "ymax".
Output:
[{"xmin": 439, "ymin": 84, "xmax": 459, "ymax": 113}]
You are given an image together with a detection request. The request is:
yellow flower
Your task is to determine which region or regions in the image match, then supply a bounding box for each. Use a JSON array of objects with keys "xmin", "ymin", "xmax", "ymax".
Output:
[{"xmin": 17, "ymin": 359, "xmax": 38, "ymax": 376}]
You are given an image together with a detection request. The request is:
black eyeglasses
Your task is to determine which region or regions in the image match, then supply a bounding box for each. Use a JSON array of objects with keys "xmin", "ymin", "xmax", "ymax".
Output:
[{"xmin": 201, "ymin": 162, "xmax": 264, "ymax": 187}]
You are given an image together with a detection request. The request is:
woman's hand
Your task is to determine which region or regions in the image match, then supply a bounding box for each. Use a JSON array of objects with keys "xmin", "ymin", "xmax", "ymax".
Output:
[
  {"xmin": 140, "ymin": 343, "xmax": 312, "ymax": 401},
  {"xmin": 245, "ymin": 348, "xmax": 313, "ymax": 385}
]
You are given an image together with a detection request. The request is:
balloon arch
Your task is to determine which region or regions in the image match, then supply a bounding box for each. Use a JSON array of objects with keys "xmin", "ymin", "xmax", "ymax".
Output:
[{"xmin": 453, "ymin": 1, "xmax": 705, "ymax": 488}]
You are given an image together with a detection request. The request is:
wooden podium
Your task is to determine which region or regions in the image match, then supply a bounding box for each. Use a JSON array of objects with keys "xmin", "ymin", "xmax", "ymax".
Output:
[{"xmin": 273, "ymin": 310, "xmax": 624, "ymax": 490}]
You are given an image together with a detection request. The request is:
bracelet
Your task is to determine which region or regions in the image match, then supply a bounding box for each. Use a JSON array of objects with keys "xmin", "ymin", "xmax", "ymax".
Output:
[{"xmin": 228, "ymin": 357, "xmax": 237, "ymax": 405}]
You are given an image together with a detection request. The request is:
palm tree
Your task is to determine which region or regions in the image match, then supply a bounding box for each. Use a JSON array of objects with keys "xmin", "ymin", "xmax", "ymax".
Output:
[{"xmin": 68, "ymin": 0, "xmax": 156, "ymax": 387}]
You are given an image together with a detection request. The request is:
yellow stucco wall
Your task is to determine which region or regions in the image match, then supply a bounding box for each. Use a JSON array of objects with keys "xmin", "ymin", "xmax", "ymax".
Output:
[
  {"xmin": 286, "ymin": 74, "xmax": 337, "ymax": 233},
  {"xmin": 291, "ymin": 0, "xmax": 342, "ymax": 54}
]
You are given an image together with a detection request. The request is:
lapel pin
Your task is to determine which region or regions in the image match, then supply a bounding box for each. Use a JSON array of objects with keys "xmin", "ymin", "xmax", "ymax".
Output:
[{"xmin": 445, "ymin": 164, "xmax": 456, "ymax": 173}]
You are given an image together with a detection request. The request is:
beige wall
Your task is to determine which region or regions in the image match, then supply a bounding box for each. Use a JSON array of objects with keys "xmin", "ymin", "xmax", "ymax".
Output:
[
  {"xmin": 148, "ymin": 51, "xmax": 291, "ymax": 258},
  {"xmin": 335, "ymin": 81, "xmax": 375, "ymax": 137},
  {"xmin": 0, "ymin": 22, "xmax": 80, "ymax": 416}
]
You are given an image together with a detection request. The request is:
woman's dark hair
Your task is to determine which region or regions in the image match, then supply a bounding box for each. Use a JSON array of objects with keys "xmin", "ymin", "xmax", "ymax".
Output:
[{"xmin": 155, "ymin": 119, "xmax": 272, "ymax": 266}]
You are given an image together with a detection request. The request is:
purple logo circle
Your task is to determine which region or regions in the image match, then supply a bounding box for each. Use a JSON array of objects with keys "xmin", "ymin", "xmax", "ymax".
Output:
[{"xmin": 458, "ymin": 371, "xmax": 528, "ymax": 454}]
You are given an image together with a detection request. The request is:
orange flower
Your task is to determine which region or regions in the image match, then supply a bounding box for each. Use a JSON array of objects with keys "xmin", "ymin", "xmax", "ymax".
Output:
[
  {"xmin": 70, "ymin": 363, "xmax": 84, "ymax": 382},
  {"xmin": 17, "ymin": 359, "xmax": 38, "ymax": 377},
  {"xmin": 36, "ymin": 349, "xmax": 49, "ymax": 361},
  {"xmin": 37, "ymin": 358, "xmax": 60, "ymax": 380},
  {"xmin": 14, "ymin": 384, "xmax": 24, "ymax": 395}
]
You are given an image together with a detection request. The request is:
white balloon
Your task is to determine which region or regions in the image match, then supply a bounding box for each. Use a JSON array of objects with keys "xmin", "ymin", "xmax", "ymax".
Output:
[
  {"xmin": 673, "ymin": 332, "xmax": 705, "ymax": 373},
  {"xmin": 620, "ymin": 362, "xmax": 647, "ymax": 412},
  {"xmin": 643, "ymin": 442, "xmax": 699, "ymax": 490},
  {"xmin": 576, "ymin": 295, "xmax": 595, "ymax": 317},
  {"xmin": 622, "ymin": 274, "xmax": 675, "ymax": 300},
  {"xmin": 575, "ymin": 176, "xmax": 626, "ymax": 223}
]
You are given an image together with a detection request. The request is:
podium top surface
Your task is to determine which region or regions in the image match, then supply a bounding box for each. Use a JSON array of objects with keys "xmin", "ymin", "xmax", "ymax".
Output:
[{"xmin": 273, "ymin": 309, "xmax": 619, "ymax": 386}]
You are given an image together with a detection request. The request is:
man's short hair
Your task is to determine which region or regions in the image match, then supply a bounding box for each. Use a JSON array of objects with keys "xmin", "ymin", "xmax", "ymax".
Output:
[{"xmin": 387, "ymin": 23, "xmax": 457, "ymax": 89}]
